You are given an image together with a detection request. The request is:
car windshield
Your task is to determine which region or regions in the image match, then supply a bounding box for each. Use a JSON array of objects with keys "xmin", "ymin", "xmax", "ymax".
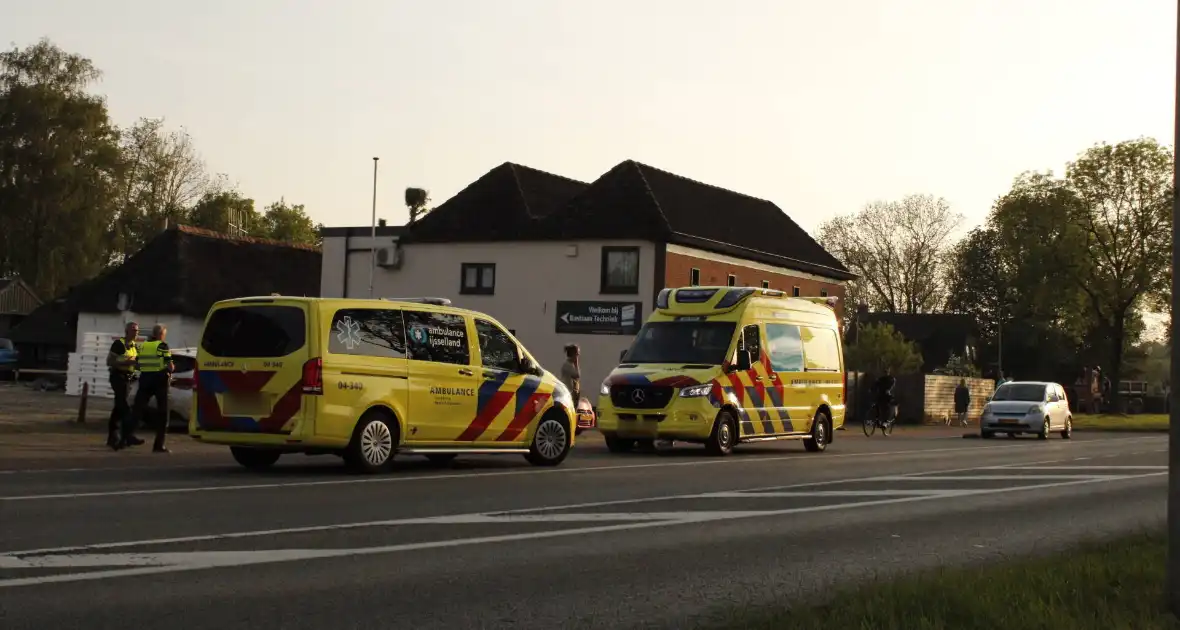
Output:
[
  {"xmin": 623, "ymin": 321, "xmax": 736, "ymax": 364},
  {"xmin": 992, "ymin": 383, "xmax": 1046, "ymax": 402}
]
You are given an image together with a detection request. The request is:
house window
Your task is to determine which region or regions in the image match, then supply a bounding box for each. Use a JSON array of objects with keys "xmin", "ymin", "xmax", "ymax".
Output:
[
  {"xmin": 820, "ymin": 288, "xmax": 828, "ymax": 297},
  {"xmin": 792, "ymin": 286, "xmax": 800, "ymax": 297},
  {"xmin": 601, "ymin": 246, "xmax": 640, "ymax": 294},
  {"xmin": 690, "ymin": 268, "xmax": 700, "ymax": 286},
  {"xmin": 761, "ymin": 280, "xmax": 770, "ymax": 289},
  {"xmin": 460, "ymin": 263, "xmax": 495, "ymax": 295},
  {"xmin": 727, "ymin": 274, "xmax": 737, "ymax": 287}
]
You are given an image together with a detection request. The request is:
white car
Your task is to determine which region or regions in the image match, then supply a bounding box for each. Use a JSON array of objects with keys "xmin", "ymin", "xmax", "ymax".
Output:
[
  {"xmin": 979, "ymin": 381, "xmax": 1073, "ymax": 440},
  {"xmin": 131, "ymin": 347, "xmax": 197, "ymax": 432}
]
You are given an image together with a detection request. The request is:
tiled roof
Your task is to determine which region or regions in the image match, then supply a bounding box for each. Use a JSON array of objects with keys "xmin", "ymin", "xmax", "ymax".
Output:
[
  {"xmin": 407, "ymin": 162, "xmax": 589, "ymax": 242},
  {"xmin": 367, "ymin": 159, "xmax": 853, "ymax": 280},
  {"xmin": 10, "ymin": 225, "xmax": 322, "ymax": 346}
]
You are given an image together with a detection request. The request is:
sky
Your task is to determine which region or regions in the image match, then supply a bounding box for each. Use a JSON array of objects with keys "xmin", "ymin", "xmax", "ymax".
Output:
[{"xmin": 2, "ymin": 0, "xmax": 1175, "ymax": 236}]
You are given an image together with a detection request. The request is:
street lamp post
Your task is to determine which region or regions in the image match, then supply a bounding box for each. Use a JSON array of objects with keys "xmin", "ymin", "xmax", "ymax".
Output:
[
  {"xmin": 1168, "ymin": 0, "xmax": 1180, "ymax": 616},
  {"xmin": 369, "ymin": 157, "xmax": 379, "ymax": 299}
]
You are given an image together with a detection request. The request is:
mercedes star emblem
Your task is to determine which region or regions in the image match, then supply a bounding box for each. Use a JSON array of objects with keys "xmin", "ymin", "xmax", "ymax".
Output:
[{"xmin": 630, "ymin": 389, "xmax": 646, "ymax": 404}]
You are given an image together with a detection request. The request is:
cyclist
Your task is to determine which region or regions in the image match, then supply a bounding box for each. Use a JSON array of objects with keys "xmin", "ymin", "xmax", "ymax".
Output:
[{"xmin": 872, "ymin": 368, "xmax": 897, "ymax": 426}]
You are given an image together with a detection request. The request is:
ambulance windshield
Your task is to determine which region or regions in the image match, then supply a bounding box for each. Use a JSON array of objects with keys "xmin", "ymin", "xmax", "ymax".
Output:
[{"xmin": 623, "ymin": 321, "xmax": 736, "ymax": 365}]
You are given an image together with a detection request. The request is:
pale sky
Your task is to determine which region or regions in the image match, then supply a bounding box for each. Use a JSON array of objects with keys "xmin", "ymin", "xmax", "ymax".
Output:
[{"xmin": 3, "ymin": 0, "xmax": 1175, "ymax": 235}]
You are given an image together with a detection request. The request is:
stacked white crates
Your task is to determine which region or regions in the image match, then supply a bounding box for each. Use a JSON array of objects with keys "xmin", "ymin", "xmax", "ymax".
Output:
[{"xmin": 65, "ymin": 332, "xmax": 146, "ymax": 399}]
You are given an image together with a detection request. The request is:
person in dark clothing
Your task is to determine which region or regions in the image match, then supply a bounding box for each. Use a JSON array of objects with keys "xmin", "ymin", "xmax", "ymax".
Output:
[
  {"xmin": 132, "ymin": 324, "xmax": 175, "ymax": 454},
  {"xmin": 106, "ymin": 321, "xmax": 140, "ymax": 450},
  {"xmin": 953, "ymin": 378, "xmax": 971, "ymax": 427},
  {"xmin": 873, "ymin": 368, "xmax": 897, "ymax": 423}
]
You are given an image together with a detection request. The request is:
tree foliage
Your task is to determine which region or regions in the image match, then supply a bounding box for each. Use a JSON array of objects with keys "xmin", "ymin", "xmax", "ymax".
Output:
[
  {"xmin": 0, "ymin": 38, "xmax": 326, "ymax": 300},
  {"xmin": 260, "ymin": 200, "xmax": 321, "ymax": 247},
  {"xmin": 0, "ymin": 39, "xmax": 123, "ymax": 300},
  {"xmin": 845, "ymin": 322, "xmax": 923, "ymax": 375},
  {"xmin": 115, "ymin": 118, "xmax": 212, "ymax": 259},
  {"xmin": 819, "ymin": 194, "xmax": 963, "ymax": 315}
]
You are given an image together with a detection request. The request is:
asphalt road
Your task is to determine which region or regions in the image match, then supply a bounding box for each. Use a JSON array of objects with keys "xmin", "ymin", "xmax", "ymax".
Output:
[{"xmin": 0, "ymin": 429, "xmax": 1168, "ymax": 630}]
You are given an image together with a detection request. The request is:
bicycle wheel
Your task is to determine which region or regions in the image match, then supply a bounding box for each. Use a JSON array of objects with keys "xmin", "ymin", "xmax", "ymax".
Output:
[
  {"xmin": 881, "ymin": 417, "xmax": 895, "ymax": 436},
  {"xmin": 863, "ymin": 415, "xmax": 876, "ymax": 437}
]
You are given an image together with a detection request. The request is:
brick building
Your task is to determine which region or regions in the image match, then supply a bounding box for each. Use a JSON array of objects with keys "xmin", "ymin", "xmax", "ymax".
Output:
[{"xmin": 320, "ymin": 159, "xmax": 854, "ymax": 395}]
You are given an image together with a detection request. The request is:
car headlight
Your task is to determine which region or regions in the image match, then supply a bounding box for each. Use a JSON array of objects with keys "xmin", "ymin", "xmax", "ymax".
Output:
[
  {"xmin": 679, "ymin": 383, "xmax": 713, "ymax": 398},
  {"xmin": 552, "ymin": 383, "xmax": 573, "ymax": 409},
  {"xmin": 600, "ymin": 379, "xmax": 611, "ymax": 395},
  {"xmin": 1027, "ymin": 405, "xmax": 1044, "ymax": 415}
]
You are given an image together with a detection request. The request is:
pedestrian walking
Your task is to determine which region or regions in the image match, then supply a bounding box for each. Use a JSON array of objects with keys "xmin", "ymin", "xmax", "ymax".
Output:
[
  {"xmin": 560, "ymin": 343, "xmax": 581, "ymax": 404},
  {"xmin": 106, "ymin": 321, "xmax": 139, "ymax": 450},
  {"xmin": 953, "ymin": 378, "xmax": 971, "ymax": 427},
  {"xmin": 132, "ymin": 324, "xmax": 175, "ymax": 454}
]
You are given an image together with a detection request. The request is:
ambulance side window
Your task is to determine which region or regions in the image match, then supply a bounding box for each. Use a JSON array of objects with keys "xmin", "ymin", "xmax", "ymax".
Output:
[
  {"xmin": 328, "ymin": 308, "xmax": 407, "ymax": 358},
  {"xmin": 475, "ymin": 319, "xmax": 520, "ymax": 372},
  {"xmin": 739, "ymin": 324, "xmax": 761, "ymax": 360},
  {"xmin": 403, "ymin": 310, "xmax": 471, "ymax": 366},
  {"xmin": 765, "ymin": 323, "xmax": 804, "ymax": 372}
]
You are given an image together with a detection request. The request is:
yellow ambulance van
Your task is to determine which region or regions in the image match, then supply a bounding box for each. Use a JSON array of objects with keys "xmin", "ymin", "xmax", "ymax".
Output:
[
  {"xmin": 190, "ymin": 296, "xmax": 576, "ymax": 473},
  {"xmin": 595, "ymin": 286, "xmax": 845, "ymax": 455}
]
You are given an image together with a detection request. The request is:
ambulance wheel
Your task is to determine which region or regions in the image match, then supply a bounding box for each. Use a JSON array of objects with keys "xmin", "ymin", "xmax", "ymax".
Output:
[
  {"xmin": 604, "ymin": 435, "xmax": 635, "ymax": 453},
  {"xmin": 345, "ymin": 410, "xmax": 398, "ymax": 474},
  {"xmin": 804, "ymin": 410, "xmax": 830, "ymax": 453},
  {"xmin": 705, "ymin": 410, "xmax": 738, "ymax": 456},
  {"xmin": 525, "ymin": 414, "xmax": 571, "ymax": 467},
  {"xmin": 230, "ymin": 447, "xmax": 281, "ymax": 470}
]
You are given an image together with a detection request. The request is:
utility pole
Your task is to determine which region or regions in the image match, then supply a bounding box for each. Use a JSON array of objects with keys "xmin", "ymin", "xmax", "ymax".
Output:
[
  {"xmin": 1168, "ymin": 0, "xmax": 1180, "ymax": 616},
  {"xmin": 369, "ymin": 157, "xmax": 379, "ymax": 299}
]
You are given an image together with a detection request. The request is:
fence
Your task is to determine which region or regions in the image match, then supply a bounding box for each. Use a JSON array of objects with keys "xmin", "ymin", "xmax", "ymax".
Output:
[{"xmin": 845, "ymin": 372, "xmax": 995, "ymax": 425}]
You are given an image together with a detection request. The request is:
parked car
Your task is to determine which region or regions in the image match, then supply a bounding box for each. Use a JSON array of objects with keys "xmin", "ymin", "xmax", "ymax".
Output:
[
  {"xmin": 132, "ymin": 347, "xmax": 197, "ymax": 432},
  {"xmin": 979, "ymin": 381, "xmax": 1072, "ymax": 440}
]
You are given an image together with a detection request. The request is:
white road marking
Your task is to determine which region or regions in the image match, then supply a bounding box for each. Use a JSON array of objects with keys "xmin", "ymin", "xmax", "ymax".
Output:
[
  {"xmin": 0, "ymin": 456, "xmax": 1086, "ymax": 556},
  {"xmin": 703, "ymin": 489, "xmax": 967, "ymax": 498},
  {"xmin": 0, "ymin": 470, "xmax": 1163, "ymax": 588},
  {"xmin": 997, "ymin": 466, "xmax": 1167, "ymax": 471},
  {"xmin": 0, "ymin": 435, "xmax": 1164, "ymax": 502},
  {"xmin": 876, "ymin": 474, "xmax": 1129, "ymax": 481}
]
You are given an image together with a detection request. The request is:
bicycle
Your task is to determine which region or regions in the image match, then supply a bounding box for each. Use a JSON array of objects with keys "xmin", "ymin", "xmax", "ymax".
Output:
[{"xmin": 862, "ymin": 401, "xmax": 897, "ymax": 437}]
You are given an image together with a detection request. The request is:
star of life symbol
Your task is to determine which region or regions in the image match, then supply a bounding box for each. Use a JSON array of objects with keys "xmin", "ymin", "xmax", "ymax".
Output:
[{"xmin": 336, "ymin": 316, "xmax": 362, "ymax": 350}]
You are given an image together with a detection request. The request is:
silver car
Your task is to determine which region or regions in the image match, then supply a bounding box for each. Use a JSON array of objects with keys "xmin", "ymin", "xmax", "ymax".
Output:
[{"xmin": 979, "ymin": 381, "xmax": 1073, "ymax": 440}]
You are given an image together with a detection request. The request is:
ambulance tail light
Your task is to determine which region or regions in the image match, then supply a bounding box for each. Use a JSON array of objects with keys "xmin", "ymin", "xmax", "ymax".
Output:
[{"xmin": 302, "ymin": 357, "xmax": 324, "ymax": 395}]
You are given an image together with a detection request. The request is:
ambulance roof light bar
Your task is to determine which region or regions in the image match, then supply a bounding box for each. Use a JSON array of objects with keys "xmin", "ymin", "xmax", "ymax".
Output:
[{"xmin": 382, "ymin": 297, "xmax": 450, "ymax": 306}]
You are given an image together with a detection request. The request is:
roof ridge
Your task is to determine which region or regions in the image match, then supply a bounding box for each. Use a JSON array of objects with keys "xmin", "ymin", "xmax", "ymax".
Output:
[
  {"xmin": 624, "ymin": 160, "xmax": 673, "ymax": 234},
  {"xmin": 505, "ymin": 161, "xmax": 589, "ymax": 187},
  {"xmin": 175, "ymin": 224, "xmax": 320, "ymax": 252},
  {"xmin": 630, "ymin": 160, "xmax": 776, "ymax": 207},
  {"xmin": 506, "ymin": 164, "xmax": 535, "ymax": 218}
]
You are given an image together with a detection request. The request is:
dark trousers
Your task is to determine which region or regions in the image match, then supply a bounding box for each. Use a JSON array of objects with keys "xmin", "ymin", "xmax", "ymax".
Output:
[
  {"xmin": 133, "ymin": 374, "xmax": 170, "ymax": 449},
  {"xmin": 108, "ymin": 374, "xmax": 131, "ymax": 444}
]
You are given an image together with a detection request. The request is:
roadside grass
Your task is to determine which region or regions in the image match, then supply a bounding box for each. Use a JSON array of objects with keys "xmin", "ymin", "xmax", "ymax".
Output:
[
  {"xmin": 705, "ymin": 531, "xmax": 1180, "ymax": 630},
  {"xmin": 1073, "ymin": 413, "xmax": 1169, "ymax": 432}
]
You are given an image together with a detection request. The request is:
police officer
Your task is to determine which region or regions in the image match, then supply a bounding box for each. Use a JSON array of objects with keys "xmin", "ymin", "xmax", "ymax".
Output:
[
  {"xmin": 133, "ymin": 324, "xmax": 175, "ymax": 454},
  {"xmin": 106, "ymin": 321, "xmax": 139, "ymax": 450}
]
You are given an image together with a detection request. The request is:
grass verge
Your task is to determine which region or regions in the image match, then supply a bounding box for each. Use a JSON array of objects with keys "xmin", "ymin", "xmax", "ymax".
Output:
[
  {"xmin": 706, "ymin": 531, "xmax": 1180, "ymax": 630},
  {"xmin": 1073, "ymin": 414, "xmax": 1169, "ymax": 432}
]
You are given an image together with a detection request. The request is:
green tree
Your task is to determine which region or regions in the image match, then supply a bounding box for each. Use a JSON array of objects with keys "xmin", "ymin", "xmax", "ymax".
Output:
[
  {"xmin": 0, "ymin": 39, "xmax": 122, "ymax": 299},
  {"xmin": 819, "ymin": 194, "xmax": 963, "ymax": 315},
  {"xmin": 187, "ymin": 190, "xmax": 258, "ymax": 235},
  {"xmin": 260, "ymin": 200, "xmax": 321, "ymax": 247},
  {"xmin": 115, "ymin": 117, "xmax": 211, "ymax": 259},
  {"xmin": 845, "ymin": 322, "xmax": 923, "ymax": 375},
  {"xmin": 405, "ymin": 187, "xmax": 431, "ymax": 224},
  {"xmin": 1062, "ymin": 138, "xmax": 1173, "ymax": 406}
]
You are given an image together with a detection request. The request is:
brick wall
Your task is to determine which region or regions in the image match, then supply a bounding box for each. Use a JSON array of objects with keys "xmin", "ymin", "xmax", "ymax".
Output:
[{"xmin": 663, "ymin": 250, "xmax": 847, "ymax": 320}]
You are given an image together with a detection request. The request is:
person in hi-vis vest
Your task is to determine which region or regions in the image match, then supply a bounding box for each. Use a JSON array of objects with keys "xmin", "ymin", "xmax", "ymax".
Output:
[
  {"xmin": 133, "ymin": 324, "xmax": 175, "ymax": 453},
  {"xmin": 106, "ymin": 321, "xmax": 139, "ymax": 450}
]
